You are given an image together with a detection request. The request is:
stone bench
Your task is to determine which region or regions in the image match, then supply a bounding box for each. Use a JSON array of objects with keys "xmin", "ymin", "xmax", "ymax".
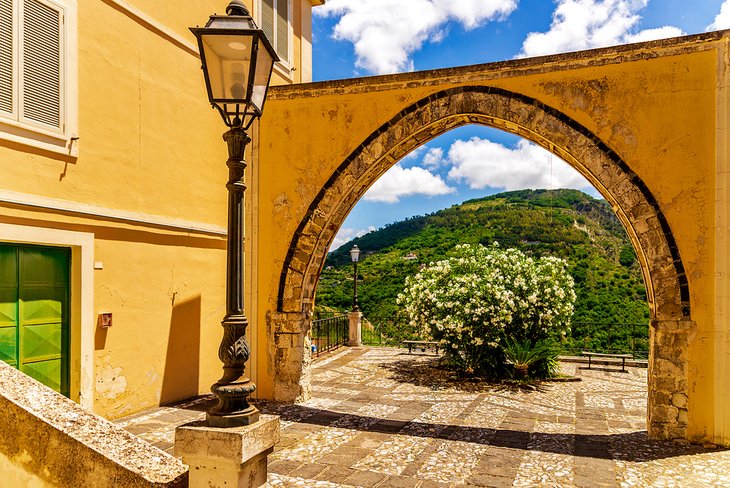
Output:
[
  {"xmin": 402, "ymin": 340, "xmax": 441, "ymax": 355},
  {"xmin": 581, "ymin": 351, "xmax": 634, "ymax": 372}
]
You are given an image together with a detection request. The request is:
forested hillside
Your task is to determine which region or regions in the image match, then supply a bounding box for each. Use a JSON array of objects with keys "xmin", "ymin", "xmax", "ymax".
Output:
[{"xmin": 316, "ymin": 189, "xmax": 650, "ymax": 350}]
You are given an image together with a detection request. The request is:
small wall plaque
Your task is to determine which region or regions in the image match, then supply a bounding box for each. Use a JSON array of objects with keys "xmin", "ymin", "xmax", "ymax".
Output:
[{"xmin": 98, "ymin": 312, "xmax": 112, "ymax": 328}]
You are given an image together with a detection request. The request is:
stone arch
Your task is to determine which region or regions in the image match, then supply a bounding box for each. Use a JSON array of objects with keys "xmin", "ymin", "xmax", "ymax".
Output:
[
  {"xmin": 273, "ymin": 86, "xmax": 693, "ymax": 439},
  {"xmin": 278, "ymin": 86, "xmax": 689, "ymax": 322}
]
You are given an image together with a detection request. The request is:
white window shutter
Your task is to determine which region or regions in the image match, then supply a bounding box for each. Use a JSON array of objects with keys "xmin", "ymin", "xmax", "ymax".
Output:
[
  {"xmin": 22, "ymin": 0, "xmax": 62, "ymax": 129},
  {"xmin": 261, "ymin": 0, "xmax": 274, "ymax": 51},
  {"xmin": 0, "ymin": 0, "xmax": 13, "ymax": 115},
  {"xmin": 275, "ymin": 0, "xmax": 288, "ymax": 63}
]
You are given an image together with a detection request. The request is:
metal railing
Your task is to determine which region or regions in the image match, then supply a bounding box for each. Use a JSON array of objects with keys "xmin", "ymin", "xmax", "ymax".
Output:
[
  {"xmin": 312, "ymin": 310, "xmax": 344, "ymax": 321},
  {"xmin": 560, "ymin": 322, "xmax": 649, "ymax": 358},
  {"xmin": 313, "ymin": 311, "xmax": 650, "ymax": 359},
  {"xmin": 360, "ymin": 316, "xmax": 649, "ymax": 358},
  {"xmin": 361, "ymin": 314, "xmax": 420, "ymax": 346},
  {"xmin": 311, "ymin": 314, "xmax": 348, "ymax": 356}
]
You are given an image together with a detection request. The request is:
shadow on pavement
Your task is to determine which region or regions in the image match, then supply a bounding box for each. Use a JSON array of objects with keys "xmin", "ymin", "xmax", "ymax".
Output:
[{"xmin": 255, "ymin": 403, "xmax": 724, "ymax": 462}]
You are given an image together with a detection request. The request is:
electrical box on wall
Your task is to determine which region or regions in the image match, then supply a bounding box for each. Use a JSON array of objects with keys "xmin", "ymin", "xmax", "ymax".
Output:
[{"xmin": 98, "ymin": 312, "xmax": 112, "ymax": 328}]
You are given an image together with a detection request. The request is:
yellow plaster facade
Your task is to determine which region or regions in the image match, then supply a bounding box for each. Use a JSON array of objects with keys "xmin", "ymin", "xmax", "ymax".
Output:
[{"xmin": 0, "ymin": 0, "xmax": 318, "ymax": 419}]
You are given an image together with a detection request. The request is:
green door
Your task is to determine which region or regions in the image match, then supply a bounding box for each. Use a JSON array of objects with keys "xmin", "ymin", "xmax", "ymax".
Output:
[{"xmin": 0, "ymin": 244, "xmax": 70, "ymax": 396}]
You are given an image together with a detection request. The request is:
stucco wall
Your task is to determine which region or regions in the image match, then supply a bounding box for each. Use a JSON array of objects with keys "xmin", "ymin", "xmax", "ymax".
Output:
[
  {"xmin": 256, "ymin": 32, "xmax": 730, "ymax": 445},
  {"xmin": 0, "ymin": 0, "xmax": 315, "ymax": 418}
]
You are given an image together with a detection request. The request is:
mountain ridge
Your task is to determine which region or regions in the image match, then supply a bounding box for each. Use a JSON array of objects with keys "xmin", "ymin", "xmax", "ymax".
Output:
[{"xmin": 316, "ymin": 189, "xmax": 649, "ymax": 341}]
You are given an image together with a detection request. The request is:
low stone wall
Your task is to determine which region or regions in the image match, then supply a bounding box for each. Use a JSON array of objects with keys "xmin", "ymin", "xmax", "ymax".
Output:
[{"xmin": 0, "ymin": 361, "xmax": 187, "ymax": 488}]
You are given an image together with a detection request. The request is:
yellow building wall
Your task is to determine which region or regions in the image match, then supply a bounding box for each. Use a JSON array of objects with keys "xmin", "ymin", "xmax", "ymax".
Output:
[
  {"xmin": 256, "ymin": 35, "xmax": 729, "ymax": 444},
  {"xmin": 0, "ymin": 0, "xmax": 315, "ymax": 418}
]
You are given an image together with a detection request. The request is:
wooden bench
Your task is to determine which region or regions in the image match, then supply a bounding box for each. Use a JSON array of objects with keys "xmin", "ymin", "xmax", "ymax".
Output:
[
  {"xmin": 581, "ymin": 351, "xmax": 633, "ymax": 372},
  {"xmin": 402, "ymin": 340, "xmax": 441, "ymax": 355}
]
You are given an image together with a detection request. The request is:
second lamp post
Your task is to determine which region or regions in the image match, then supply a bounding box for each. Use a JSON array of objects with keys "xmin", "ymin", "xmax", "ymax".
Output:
[{"xmin": 350, "ymin": 245, "xmax": 360, "ymax": 312}]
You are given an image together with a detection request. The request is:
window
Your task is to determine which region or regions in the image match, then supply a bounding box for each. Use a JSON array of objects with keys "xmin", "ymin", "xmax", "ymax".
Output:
[
  {"xmin": 259, "ymin": 0, "xmax": 290, "ymax": 67},
  {"xmin": 0, "ymin": 0, "xmax": 76, "ymax": 155}
]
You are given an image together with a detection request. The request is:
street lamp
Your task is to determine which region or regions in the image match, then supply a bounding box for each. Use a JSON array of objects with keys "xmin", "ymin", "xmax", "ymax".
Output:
[
  {"xmin": 190, "ymin": 0, "xmax": 277, "ymax": 428},
  {"xmin": 349, "ymin": 245, "xmax": 361, "ymax": 312}
]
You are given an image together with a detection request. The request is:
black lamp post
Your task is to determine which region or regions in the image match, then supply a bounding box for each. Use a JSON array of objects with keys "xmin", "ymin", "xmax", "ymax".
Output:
[
  {"xmin": 349, "ymin": 245, "xmax": 361, "ymax": 312},
  {"xmin": 190, "ymin": 0, "xmax": 277, "ymax": 428}
]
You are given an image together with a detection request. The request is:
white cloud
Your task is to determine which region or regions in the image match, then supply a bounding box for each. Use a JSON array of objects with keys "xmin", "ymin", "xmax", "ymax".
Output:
[
  {"xmin": 519, "ymin": 0, "xmax": 684, "ymax": 58},
  {"xmin": 421, "ymin": 147, "xmax": 446, "ymax": 169},
  {"xmin": 446, "ymin": 138, "xmax": 593, "ymax": 192},
  {"xmin": 314, "ymin": 0, "xmax": 517, "ymax": 74},
  {"xmin": 708, "ymin": 0, "xmax": 730, "ymax": 30},
  {"xmin": 624, "ymin": 25, "xmax": 684, "ymax": 43},
  {"xmin": 330, "ymin": 226, "xmax": 376, "ymax": 251},
  {"xmin": 363, "ymin": 164, "xmax": 455, "ymax": 203}
]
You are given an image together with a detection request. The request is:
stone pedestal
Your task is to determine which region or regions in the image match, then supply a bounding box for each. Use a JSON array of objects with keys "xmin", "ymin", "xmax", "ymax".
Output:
[
  {"xmin": 348, "ymin": 310, "xmax": 362, "ymax": 346},
  {"xmin": 175, "ymin": 414, "xmax": 280, "ymax": 488}
]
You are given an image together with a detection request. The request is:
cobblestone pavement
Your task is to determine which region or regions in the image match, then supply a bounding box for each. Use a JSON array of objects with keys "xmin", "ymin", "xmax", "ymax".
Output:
[{"xmin": 117, "ymin": 347, "xmax": 730, "ymax": 487}]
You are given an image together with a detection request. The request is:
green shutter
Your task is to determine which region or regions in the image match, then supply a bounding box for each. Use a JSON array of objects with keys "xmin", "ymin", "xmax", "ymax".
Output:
[
  {"xmin": 0, "ymin": 244, "xmax": 70, "ymax": 396},
  {"xmin": 0, "ymin": 246, "xmax": 18, "ymax": 367}
]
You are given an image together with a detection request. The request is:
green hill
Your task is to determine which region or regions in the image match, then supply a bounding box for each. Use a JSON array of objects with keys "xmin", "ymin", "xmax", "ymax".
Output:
[{"xmin": 315, "ymin": 189, "xmax": 650, "ymax": 351}]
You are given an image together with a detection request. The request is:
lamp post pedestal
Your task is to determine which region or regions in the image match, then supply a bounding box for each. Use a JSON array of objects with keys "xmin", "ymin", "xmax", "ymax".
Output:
[
  {"xmin": 207, "ymin": 126, "xmax": 259, "ymax": 428},
  {"xmin": 348, "ymin": 310, "xmax": 362, "ymax": 346},
  {"xmin": 175, "ymin": 415, "xmax": 280, "ymax": 488}
]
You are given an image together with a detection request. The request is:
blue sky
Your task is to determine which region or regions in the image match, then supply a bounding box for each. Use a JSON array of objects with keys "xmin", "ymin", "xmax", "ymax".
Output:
[{"xmin": 311, "ymin": 0, "xmax": 730, "ymax": 249}]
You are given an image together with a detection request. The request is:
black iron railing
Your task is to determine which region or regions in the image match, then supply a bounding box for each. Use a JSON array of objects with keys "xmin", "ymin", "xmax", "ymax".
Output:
[
  {"xmin": 312, "ymin": 310, "xmax": 343, "ymax": 321},
  {"xmin": 311, "ymin": 314, "xmax": 348, "ymax": 356},
  {"xmin": 361, "ymin": 315, "xmax": 419, "ymax": 346},
  {"xmin": 561, "ymin": 322, "xmax": 649, "ymax": 358},
  {"xmin": 313, "ymin": 311, "xmax": 650, "ymax": 359}
]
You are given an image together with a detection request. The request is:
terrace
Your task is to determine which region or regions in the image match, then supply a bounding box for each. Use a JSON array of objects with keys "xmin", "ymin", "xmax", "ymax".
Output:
[{"xmin": 117, "ymin": 346, "xmax": 730, "ymax": 487}]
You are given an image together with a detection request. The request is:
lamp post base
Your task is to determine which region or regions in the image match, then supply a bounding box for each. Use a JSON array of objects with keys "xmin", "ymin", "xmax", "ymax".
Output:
[{"xmin": 207, "ymin": 381, "xmax": 260, "ymax": 427}]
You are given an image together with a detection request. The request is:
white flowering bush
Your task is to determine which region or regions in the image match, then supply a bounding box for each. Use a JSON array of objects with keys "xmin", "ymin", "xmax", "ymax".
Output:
[{"xmin": 397, "ymin": 244, "xmax": 576, "ymax": 376}]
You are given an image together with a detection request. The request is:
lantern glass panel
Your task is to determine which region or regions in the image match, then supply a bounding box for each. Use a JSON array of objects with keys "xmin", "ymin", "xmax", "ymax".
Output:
[
  {"xmin": 250, "ymin": 38, "xmax": 275, "ymax": 113},
  {"xmin": 200, "ymin": 34, "xmax": 254, "ymax": 102}
]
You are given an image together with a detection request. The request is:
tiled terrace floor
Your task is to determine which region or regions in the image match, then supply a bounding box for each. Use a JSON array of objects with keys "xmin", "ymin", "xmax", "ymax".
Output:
[{"xmin": 116, "ymin": 347, "xmax": 730, "ymax": 487}]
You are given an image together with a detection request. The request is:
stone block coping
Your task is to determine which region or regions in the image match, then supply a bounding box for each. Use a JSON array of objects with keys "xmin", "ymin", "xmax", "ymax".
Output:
[{"xmin": 0, "ymin": 360, "xmax": 187, "ymax": 487}]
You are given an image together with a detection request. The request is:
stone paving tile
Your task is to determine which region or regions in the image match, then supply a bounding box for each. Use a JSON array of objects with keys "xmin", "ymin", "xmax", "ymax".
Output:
[{"xmin": 117, "ymin": 346, "xmax": 730, "ymax": 487}]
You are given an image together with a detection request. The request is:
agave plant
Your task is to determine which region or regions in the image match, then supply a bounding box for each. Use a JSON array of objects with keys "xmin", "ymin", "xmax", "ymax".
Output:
[{"xmin": 502, "ymin": 338, "xmax": 560, "ymax": 379}]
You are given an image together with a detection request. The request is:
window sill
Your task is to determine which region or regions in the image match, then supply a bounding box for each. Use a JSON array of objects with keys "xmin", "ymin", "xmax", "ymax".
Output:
[
  {"xmin": 273, "ymin": 61, "xmax": 295, "ymax": 82},
  {"xmin": 0, "ymin": 120, "xmax": 78, "ymax": 158}
]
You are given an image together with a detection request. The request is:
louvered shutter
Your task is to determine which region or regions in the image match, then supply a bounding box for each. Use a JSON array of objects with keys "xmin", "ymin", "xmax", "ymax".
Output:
[
  {"xmin": 21, "ymin": 0, "xmax": 62, "ymax": 129},
  {"xmin": 261, "ymin": 0, "xmax": 288, "ymax": 64},
  {"xmin": 275, "ymin": 0, "xmax": 288, "ymax": 63},
  {"xmin": 261, "ymin": 0, "xmax": 274, "ymax": 53},
  {"xmin": 0, "ymin": 0, "xmax": 13, "ymax": 115}
]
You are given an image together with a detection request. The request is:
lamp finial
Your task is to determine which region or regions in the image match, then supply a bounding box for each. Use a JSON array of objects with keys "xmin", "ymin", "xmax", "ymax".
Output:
[{"xmin": 226, "ymin": 0, "xmax": 250, "ymax": 16}]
